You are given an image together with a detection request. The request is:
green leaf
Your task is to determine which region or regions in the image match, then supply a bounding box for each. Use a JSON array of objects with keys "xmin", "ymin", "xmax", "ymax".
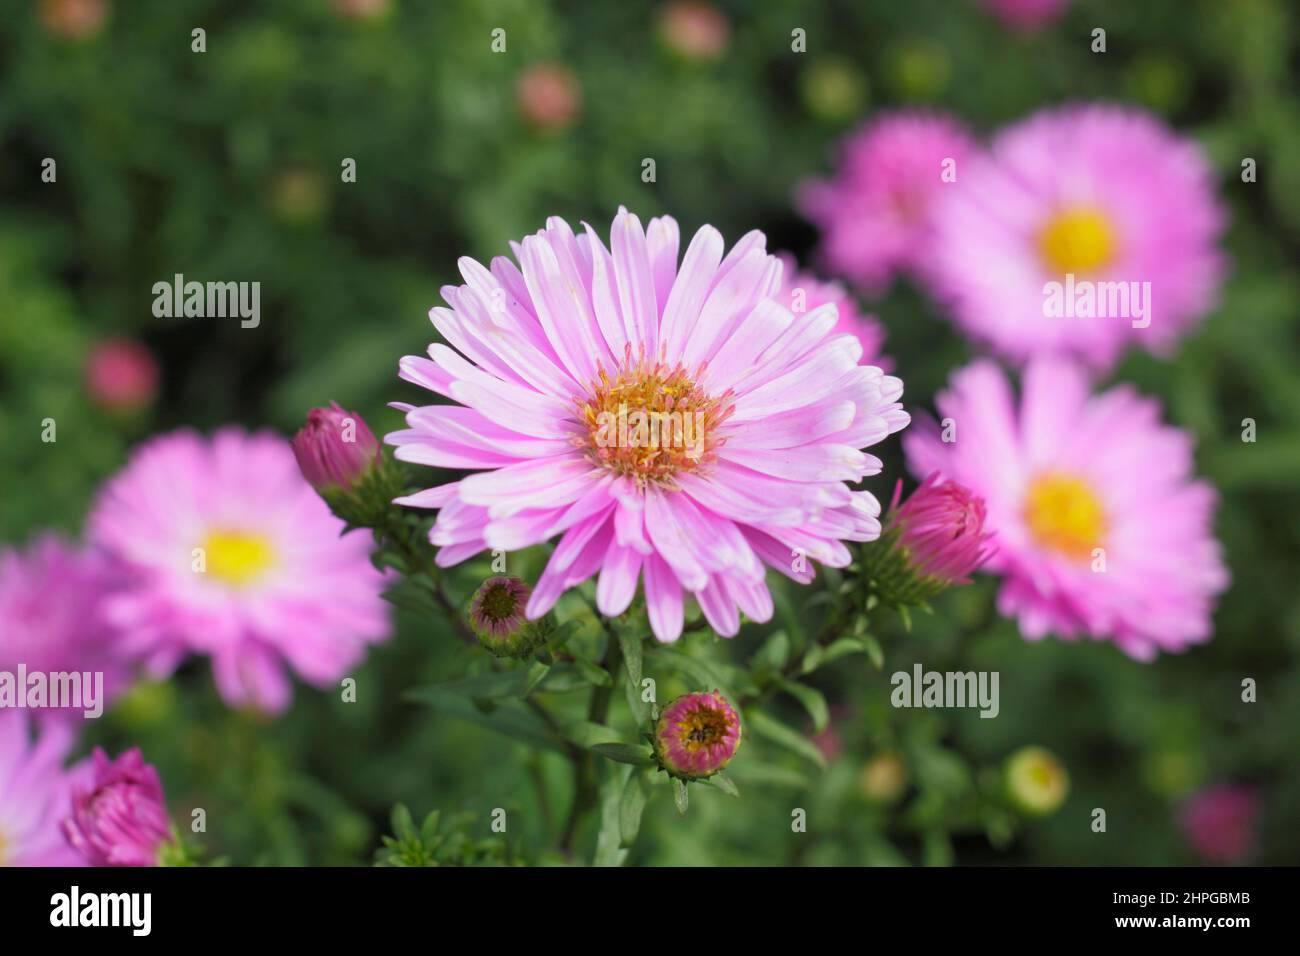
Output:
[
  {"xmin": 563, "ymin": 720, "xmax": 623, "ymax": 749},
  {"xmin": 673, "ymin": 777, "xmax": 690, "ymax": 815},
  {"xmin": 573, "ymin": 656, "xmax": 613, "ymax": 688},
  {"xmin": 706, "ymin": 772, "xmax": 740, "ymax": 797},
  {"xmin": 591, "ymin": 742, "xmax": 655, "ymax": 766},
  {"xmin": 645, "ymin": 645, "xmax": 741, "ymax": 700},
  {"xmin": 776, "ymin": 679, "xmax": 829, "ymax": 733},
  {"xmin": 404, "ymin": 691, "xmax": 567, "ymax": 754},
  {"xmin": 617, "ymin": 626, "xmax": 644, "ymax": 691},
  {"xmin": 863, "ymin": 635, "xmax": 885, "ymax": 670},
  {"xmin": 746, "ymin": 709, "xmax": 828, "ymax": 769},
  {"xmin": 619, "ymin": 771, "xmax": 649, "ymax": 847},
  {"xmin": 594, "ymin": 765, "xmax": 632, "ymax": 866}
]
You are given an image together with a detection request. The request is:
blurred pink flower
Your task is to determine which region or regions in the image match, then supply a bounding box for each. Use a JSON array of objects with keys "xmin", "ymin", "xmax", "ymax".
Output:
[
  {"xmin": 39, "ymin": 0, "xmax": 107, "ymax": 40},
  {"xmin": 88, "ymin": 427, "xmax": 391, "ymax": 714},
  {"xmin": 517, "ymin": 62, "xmax": 582, "ymax": 131},
  {"xmin": 0, "ymin": 534, "xmax": 133, "ymax": 720},
  {"xmin": 387, "ymin": 209, "xmax": 908, "ymax": 643},
  {"xmin": 776, "ymin": 253, "xmax": 891, "ymax": 370},
  {"xmin": 63, "ymin": 747, "xmax": 171, "ymax": 867},
  {"xmin": 659, "ymin": 1, "xmax": 731, "ymax": 62},
  {"xmin": 928, "ymin": 104, "xmax": 1226, "ymax": 370},
  {"xmin": 798, "ymin": 111, "xmax": 976, "ymax": 292},
  {"xmin": 653, "ymin": 690, "xmax": 741, "ymax": 779},
  {"xmin": 85, "ymin": 338, "xmax": 158, "ymax": 413},
  {"xmin": 1179, "ymin": 784, "xmax": 1260, "ymax": 865},
  {"xmin": 889, "ymin": 472, "xmax": 995, "ymax": 585},
  {"xmin": 905, "ymin": 358, "xmax": 1227, "ymax": 659},
  {"xmin": 292, "ymin": 402, "xmax": 381, "ymax": 493},
  {"xmin": 976, "ymin": 0, "xmax": 1071, "ymax": 32},
  {"xmin": 0, "ymin": 712, "xmax": 83, "ymax": 866}
]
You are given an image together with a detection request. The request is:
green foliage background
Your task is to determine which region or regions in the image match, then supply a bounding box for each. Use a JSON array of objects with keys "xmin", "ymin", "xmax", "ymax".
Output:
[{"xmin": 1, "ymin": 0, "xmax": 1297, "ymax": 865}]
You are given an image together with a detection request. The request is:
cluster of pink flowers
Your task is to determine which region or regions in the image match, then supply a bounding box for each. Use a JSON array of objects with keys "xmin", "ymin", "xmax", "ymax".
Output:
[{"xmin": 802, "ymin": 100, "xmax": 1229, "ymax": 658}]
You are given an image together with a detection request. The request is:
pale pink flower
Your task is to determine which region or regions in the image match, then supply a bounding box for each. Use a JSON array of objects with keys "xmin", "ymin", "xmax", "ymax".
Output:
[
  {"xmin": 798, "ymin": 111, "xmax": 976, "ymax": 292},
  {"xmin": 904, "ymin": 358, "xmax": 1227, "ymax": 659},
  {"xmin": 63, "ymin": 747, "xmax": 172, "ymax": 867},
  {"xmin": 0, "ymin": 534, "xmax": 133, "ymax": 720},
  {"xmin": 0, "ymin": 712, "xmax": 83, "ymax": 866},
  {"xmin": 1179, "ymin": 784, "xmax": 1260, "ymax": 865},
  {"xmin": 928, "ymin": 104, "xmax": 1226, "ymax": 370},
  {"xmin": 776, "ymin": 253, "xmax": 891, "ymax": 370},
  {"xmin": 659, "ymin": 1, "xmax": 731, "ymax": 62},
  {"xmin": 88, "ymin": 428, "xmax": 391, "ymax": 714},
  {"xmin": 976, "ymin": 0, "xmax": 1071, "ymax": 32},
  {"xmin": 388, "ymin": 209, "xmax": 908, "ymax": 643}
]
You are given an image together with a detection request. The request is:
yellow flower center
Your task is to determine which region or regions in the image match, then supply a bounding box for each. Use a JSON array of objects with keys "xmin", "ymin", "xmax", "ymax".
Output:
[
  {"xmin": 577, "ymin": 346, "xmax": 733, "ymax": 489},
  {"xmin": 1023, "ymin": 473, "xmax": 1106, "ymax": 560},
  {"xmin": 678, "ymin": 708, "xmax": 730, "ymax": 753},
  {"xmin": 1038, "ymin": 206, "xmax": 1116, "ymax": 275},
  {"xmin": 202, "ymin": 530, "xmax": 275, "ymax": 586}
]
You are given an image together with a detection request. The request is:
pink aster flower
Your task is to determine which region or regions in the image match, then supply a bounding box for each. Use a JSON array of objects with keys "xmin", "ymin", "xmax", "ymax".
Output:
[
  {"xmin": 0, "ymin": 534, "xmax": 133, "ymax": 720},
  {"xmin": 776, "ymin": 253, "xmax": 891, "ymax": 370},
  {"xmin": 798, "ymin": 111, "xmax": 976, "ymax": 292},
  {"xmin": 975, "ymin": 0, "xmax": 1071, "ymax": 32},
  {"xmin": 1179, "ymin": 783, "xmax": 1259, "ymax": 865},
  {"xmin": 63, "ymin": 747, "xmax": 172, "ymax": 867},
  {"xmin": 387, "ymin": 209, "xmax": 909, "ymax": 643},
  {"xmin": 88, "ymin": 427, "xmax": 391, "ymax": 714},
  {"xmin": 928, "ymin": 104, "xmax": 1226, "ymax": 370},
  {"xmin": 889, "ymin": 472, "xmax": 995, "ymax": 585},
  {"xmin": 653, "ymin": 690, "xmax": 741, "ymax": 779},
  {"xmin": 0, "ymin": 712, "xmax": 84, "ymax": 866},
  {"xmin": 904, "ymin": 358, "xmax": 1228, "ymax": 660}
]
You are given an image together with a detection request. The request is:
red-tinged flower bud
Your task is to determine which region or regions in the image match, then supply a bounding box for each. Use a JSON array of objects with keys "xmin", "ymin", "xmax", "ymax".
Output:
[
  {"xmin": 63, "ymin": 747, "xmax": 172, "ymax": 866},
  {"xmin": 659, "ymin": 1, "xmax": 731, "ymax": 63},
  {"xmin": 517, "ymin": 62, "xmax": 582, "ymax": 131},
  {"xmin": 653, "ymin": 690, "xmax": 742, "ymax": 780},
  {"xmin": 292, "ymin": 402, "xmax": 381, "ymax": 494},
  {"xmin": 469, "ymin": 576, "xmax": 545, "ymax": 659}
]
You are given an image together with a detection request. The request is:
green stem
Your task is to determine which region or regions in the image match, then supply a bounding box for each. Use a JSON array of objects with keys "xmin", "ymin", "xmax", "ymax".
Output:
[{"xmin": 557, "ymin": 634, "xmax": 622, "ymax": 858}]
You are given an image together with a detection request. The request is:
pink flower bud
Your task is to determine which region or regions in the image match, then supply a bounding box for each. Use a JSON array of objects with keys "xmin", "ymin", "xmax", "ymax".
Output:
[
  {"xmin": 659, "ymin": 1, "xmax": 731, "ymax": 62},
  {"xmin": 1179, "ymin": 784, "xmax": 1260, "ymax": 865},
  {"xmin": 63, "ymin": 747, "xmax": 171, "ymax": 867},
  {"xmin": 890, "ymin": 472, "xmax": 995, "ymax": 585},
  {"xmin": 292, "ymin": 402, "xmax": 380, "ymax": 493},
  {"xmin": 517, "ymin": 62, "xmax": 582, "ymax": 131},
  {"xmin": 85, "ymin": 338, "xmax": 158, "ymax": 413},
  {"xmin": 39, "ymin": 0, "xmax": 108, "ymax": 40},
  {"xmin": 653, "ymin": 690, "xmax": 741, "ymax": 780}
]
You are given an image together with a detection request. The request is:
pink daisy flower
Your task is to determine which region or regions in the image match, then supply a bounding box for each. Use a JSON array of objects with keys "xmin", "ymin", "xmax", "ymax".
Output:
[
  {"xmin": 928, "ymin": 104, "xmax": 1226, "ymax": 370},
  {"xmin": 797, "ymin": 111, "xmax": 976, "ymax": 292},
  {"xmin": 387, "ymin": 209, "xmax": 909, "ymax": 643},
  {"xmin": 904, "ymin": 358, "xmax": 1228, "ymax": 660},
  {"xmin": 776, "ymin": 253, "xmax": 891, "ymax": 370},
  {"xmin": 0, "ymin": 534, "xmax": 133, "ymax": 721},
  {"xmin": 88, "ymin": 427, "xmax": 391, "ymax": 714},
  {"xmin": 0, "ymin": 712, "xmax": 84, "ymax": 866},
  {"xmin": 975, "ymin": 0, "xmax": 1071, "ymax": 32}
]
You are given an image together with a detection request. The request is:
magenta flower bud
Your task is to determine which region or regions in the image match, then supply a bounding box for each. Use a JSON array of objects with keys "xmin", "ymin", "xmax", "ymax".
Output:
[
  {"xmin": 890, "ymin": 472, "xmax": 995, "ymax": 585},
  {"xmin": 85, "ymin": 338, "xmax": 158, "ymax": 413},
  {"xmin": 653, "ymin": 690, "xmax": 742, "ymax": 780},
  {"xmin": 1179, "ymin": 784, "xmax": 1260, "ymax": 865},
  {"xmin": 292, "ymin": 401, "xmax": 381, "ymax": 493},
  {"xmin": 468, "ymin": 576, "xmax": 543, "ymax": 658},
  {"xmin": 63, "ymin": 747, "xmax": 172, "ymax": 867}
]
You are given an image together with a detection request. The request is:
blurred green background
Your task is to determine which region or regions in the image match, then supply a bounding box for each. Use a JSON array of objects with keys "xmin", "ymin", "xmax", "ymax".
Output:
[{"xmin": 1, "ymin": 0, "xmax": 1298, "ymax": 865}]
